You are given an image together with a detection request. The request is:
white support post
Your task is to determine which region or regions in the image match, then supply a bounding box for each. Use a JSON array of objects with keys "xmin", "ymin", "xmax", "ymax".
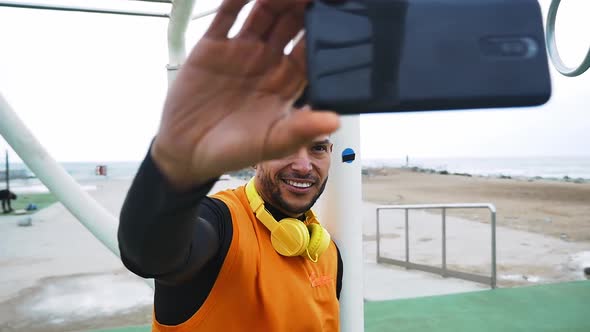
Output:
[
  {"xmin": 319, "ymin": 115, "xmax": 364, "ymax": 332},
  {"xmin": 0, "ymin": 92, "xmax": 120, "ymax": 257},
  {"xmin": 166, "ymin": 0, "xmax": 196, "ymax": 85}
]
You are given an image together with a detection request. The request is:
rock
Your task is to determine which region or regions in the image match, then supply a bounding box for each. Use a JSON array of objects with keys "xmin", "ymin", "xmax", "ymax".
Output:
[{"xmin": 17, "ymin": 216, "xmax": 33, "ymax": 227}]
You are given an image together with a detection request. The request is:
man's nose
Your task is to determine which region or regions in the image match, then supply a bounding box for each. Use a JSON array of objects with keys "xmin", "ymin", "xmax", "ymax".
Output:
[{"xmin": 290, "ymin": 148, "xmax": 313, "ymax": 173}]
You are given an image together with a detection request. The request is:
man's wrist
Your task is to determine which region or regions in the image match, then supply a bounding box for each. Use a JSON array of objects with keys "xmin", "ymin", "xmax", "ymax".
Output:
[{"xmin": 150, "ymin": 139, "xmax": 213, "ymax": 192}]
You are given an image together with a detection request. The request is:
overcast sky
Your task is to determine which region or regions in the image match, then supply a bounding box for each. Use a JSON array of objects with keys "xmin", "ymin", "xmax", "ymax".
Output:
[{"xmin": 0, "ymin": 0, "xmax": 588, "ymax": 163}]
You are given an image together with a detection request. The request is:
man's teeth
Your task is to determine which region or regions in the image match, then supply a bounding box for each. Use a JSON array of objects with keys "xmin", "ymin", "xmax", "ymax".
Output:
[{"xmin": 286, "ymin": 180, "xmax": 312, "ymax": 188}]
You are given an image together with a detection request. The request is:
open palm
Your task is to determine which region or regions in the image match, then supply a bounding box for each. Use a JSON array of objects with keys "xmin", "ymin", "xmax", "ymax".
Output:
[{"xmin": 152, "ymin": 0, "xmax": 340, "ymax": 189}]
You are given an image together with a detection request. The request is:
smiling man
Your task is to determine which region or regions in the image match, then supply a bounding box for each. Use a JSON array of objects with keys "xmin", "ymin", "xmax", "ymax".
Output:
[
  {"xmin": 255, "ymin": 137, "xmax": 332, "ymax": 216},
  {"xmin": 117, "ymin": 0, "xmax": 342, "ymax": 330},
  {"xmin": 118, "ymin": 136, "xmax": 342, "ymax": 331}
]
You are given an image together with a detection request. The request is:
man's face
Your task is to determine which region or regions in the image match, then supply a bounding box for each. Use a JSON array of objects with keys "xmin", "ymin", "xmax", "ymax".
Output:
[{"xmin": 255, "ymin": 136, "xmax": 332, "ymax": 217}]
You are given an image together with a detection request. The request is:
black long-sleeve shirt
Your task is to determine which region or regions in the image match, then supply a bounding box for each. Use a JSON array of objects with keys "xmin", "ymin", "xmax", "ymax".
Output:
[{"xmin": 118, "ymin": 151, "xmax": 343, "ymax": 325}]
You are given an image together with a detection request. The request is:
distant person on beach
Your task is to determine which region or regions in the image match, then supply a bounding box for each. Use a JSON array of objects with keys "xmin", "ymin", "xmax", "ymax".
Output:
[
  {"xmin": 0, "ymin": 189, "xmax": 16, "ymax": 214},
  {"xmin": 117, "ymin": 0, "xmax": 342, "ymax": 330}
]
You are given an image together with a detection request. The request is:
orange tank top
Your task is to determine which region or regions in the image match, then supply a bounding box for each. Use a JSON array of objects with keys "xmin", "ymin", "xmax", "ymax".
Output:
[{"xmin": 152, "ymin": 185, "xmax": 340, "ymax": 332}]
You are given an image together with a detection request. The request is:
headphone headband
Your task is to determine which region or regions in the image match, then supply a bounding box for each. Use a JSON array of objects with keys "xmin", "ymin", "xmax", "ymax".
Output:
[{"xmin": 246, "ymin": 179, "xmax": 279, "ymax": 232}]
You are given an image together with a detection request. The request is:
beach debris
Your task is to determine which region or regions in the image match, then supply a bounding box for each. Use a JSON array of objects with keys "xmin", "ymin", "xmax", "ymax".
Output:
[
  {"xmin": 560, "ymin": 233, "xmax": 569, "ymax": 241},
  {"xmin": 522, "ymin": 275, "xmax": 541, "ymax": 282},
  {"xmin": 544, "ymin": 217, "xmax": 552, "ymax": 223},
  {"xmin": 13, "ymin": 209, "xmax": 27, "ymax": 215},
  {"xmin": 566, "ymin": 251, "xmax": 590, "ymax": 273},
  {"xmin": 95, "ymin": 165, "xmax": 108, "ymax": 176},
  {"xmin": 452, "ymin": 172, "xmax": 472, "ymax": 177},
  {"xmin": 17, "ymin": 216, "xmax": 32, "ymax": 227},
  {"xmin": 501, "ymin": 274, "xmax": 541, "ymax": 283}
]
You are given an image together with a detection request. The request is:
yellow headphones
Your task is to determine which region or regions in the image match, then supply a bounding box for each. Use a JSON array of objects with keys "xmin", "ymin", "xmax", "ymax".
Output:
[{"xmin": 245, "ymin": 178, "xmax": 331, "ymax": 262}]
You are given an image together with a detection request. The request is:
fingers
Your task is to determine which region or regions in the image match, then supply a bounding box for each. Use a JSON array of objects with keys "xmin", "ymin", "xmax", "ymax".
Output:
[
  {"xmin": 265, "ymin": 109, "xmax": 340, "ymax": 158},
  {"xmin": 267, "ymin": 7, "xmax": 305, "ymax": 52},
  {"xmin": 237, "ymin": 1, "xmax": 277, "ymax": 40},
  {"xmin": 238, "ymin": 0, "xmax": 307, "ymax": 45},
  {"xmin": 288, "ymin": 33, "xmax": 307, "ymax": 76},
  {"xmin": 257, "ymin": 28, "xmax": 307, "ymax": 99},
  {"xmin": 205, "ymin": 0, "xmax": 250, "ymax": 39},
  {"xmin": 293, "ymin": 110, "xmax": 340, "ymax": 141},
  {"xmin": 259, "ymin": 55, "xmax": 307, "ymax": 101}
]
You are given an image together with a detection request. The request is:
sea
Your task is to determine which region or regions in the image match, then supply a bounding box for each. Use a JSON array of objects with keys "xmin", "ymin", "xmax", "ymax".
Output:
[
  {"xmin": 2, "ymin": 161, "xmax": 141, "ymax": 193},
  {"xmin": 363, "ymin": 156, "xmax": 590, "ymax": 181},
  {"xmin": 2, "ymin": 156, "xmax": 589, "ymax": 193}
]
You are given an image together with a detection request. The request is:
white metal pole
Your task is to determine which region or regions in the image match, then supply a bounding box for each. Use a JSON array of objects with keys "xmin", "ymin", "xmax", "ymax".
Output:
[
  {"xmin": 0, "ymin": 92, "xmax": 120, "ymax": 257},
  {"xmin": 0, "ymin": 1, "xmax": 169, "ymax": 18},
  {"xmin": 166, "ymin": 0, "xmax": 196, "ymax": 85},
  {"xmin": 319, "ymin": 115, "xmax": 364, "ymax": 332}
]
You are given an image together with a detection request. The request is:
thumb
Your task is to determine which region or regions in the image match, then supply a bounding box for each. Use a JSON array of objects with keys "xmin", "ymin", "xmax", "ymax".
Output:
[{"xmin": 263, "ymin": 109, "xmax": 340, "ymax": 159}]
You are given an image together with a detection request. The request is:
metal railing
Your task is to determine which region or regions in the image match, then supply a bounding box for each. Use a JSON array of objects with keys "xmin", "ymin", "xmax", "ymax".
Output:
[{"xmin": 376, "ymin": 203, "xmax": 497, "ymax": 288}]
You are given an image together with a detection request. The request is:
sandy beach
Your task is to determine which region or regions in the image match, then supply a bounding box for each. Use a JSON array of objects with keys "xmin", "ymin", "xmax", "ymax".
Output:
[
  {"xmin": 0, "ymin": 170, "xmax": 588, "ymax": 331},
  {"xmin": 363, "ymin": 167, "xmax": 590, "ymax": 241},
  {"xmin": 0, "ymin": 179, "xmax": 153, "ymax": 332}
]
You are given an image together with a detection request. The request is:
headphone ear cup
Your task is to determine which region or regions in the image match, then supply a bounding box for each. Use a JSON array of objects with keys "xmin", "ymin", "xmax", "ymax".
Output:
[
  {"xmin": 271, "ymin": 219, "xmax": 310, "ymax": 257},
  {"xmin": 305, "ymin": 223, "xmax": 331, "ymax": 261}
]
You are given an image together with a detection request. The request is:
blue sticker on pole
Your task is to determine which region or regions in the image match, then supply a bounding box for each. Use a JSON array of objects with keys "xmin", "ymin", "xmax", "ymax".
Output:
[{"xmin": 342, "ymin": 148, "xmax": 355, "ymax": 163}]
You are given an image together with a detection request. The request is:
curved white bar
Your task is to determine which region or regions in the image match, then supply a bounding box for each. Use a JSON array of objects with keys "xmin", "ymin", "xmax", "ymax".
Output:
[
  {"xmin": 0, "ymin": 92, "xmax": 120, "ymax": 257},
  {"xmin": 0, "ymin": 0, "xmax": 169, "ymax": 17},
  {"xmin": 166, "ymin": 0, "xmax": 196, "ymax": 84},
  {"xmin": 546, "ymin": 0, "xmax": 590, "ymax": 77}
]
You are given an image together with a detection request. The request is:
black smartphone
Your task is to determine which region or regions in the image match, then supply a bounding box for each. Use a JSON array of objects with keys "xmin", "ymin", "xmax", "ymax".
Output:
[{"xmin": 302, "ymin": 0, "xmax": 552, "ymax": 114}]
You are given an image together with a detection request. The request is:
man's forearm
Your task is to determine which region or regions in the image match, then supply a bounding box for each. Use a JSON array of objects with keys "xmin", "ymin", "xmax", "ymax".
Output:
[{"xmin": 117, "ymin": 150, "xmax": 217, "ymax": 278}]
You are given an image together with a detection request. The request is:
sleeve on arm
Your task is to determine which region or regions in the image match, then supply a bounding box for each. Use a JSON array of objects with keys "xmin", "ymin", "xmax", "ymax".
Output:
[
  {"xmin": 117, "ymin": 148, "xmax": 221, "ymax": 280},
  {"xmin": 336, "ymin": 243, "xmax": 343, "ymax": 300}
]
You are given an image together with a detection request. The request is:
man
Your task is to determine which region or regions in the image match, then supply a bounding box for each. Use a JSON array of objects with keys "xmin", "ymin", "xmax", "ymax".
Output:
[
  {"xmin": 117, "ymin": 0, "xmax": 342, "ymax": 330},
  {"xmin": 0, "ymin": 189, "xmax": 16, "ymax": 213}
]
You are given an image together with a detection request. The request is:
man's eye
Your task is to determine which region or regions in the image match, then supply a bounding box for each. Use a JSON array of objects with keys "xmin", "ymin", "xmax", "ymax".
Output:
[{"xmin": 312, "ymin": 145, "xmax": 328, "ymax": 152}]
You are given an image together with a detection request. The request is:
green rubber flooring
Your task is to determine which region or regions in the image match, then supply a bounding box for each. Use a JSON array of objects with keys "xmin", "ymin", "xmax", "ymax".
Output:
[
  {"xmin": 365, "ymin": 280, "xmax": 590, "ymax": 332},
  {"xmin": 90, "ymin": 281, "xmax": 590, "ymax": 332}
]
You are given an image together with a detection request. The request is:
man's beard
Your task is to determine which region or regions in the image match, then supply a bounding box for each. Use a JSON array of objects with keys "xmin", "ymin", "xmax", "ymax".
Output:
[{"xmin": 259, "ymin": 173, "xmax": 328, "ymax": 216}]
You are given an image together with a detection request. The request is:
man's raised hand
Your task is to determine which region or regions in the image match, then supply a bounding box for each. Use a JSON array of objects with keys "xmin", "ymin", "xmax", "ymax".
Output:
[{"xmin": 152, "ymin": 0, "xmax": 340, "ymax": 190}]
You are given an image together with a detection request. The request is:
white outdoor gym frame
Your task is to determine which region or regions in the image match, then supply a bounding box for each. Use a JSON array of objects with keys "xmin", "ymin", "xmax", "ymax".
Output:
[{"xmin": 0, "ymin": 1, "xmax": 587, "ymax": 332}]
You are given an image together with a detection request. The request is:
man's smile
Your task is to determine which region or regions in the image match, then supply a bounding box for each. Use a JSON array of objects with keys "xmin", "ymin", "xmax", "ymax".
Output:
[{"xmin": 281, "ymin": 177, "xmax": 316, "ymax": 194}]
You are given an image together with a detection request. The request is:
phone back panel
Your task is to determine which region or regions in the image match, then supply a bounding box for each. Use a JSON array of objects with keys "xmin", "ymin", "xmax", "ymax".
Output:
[{"xmin": 304, "ymin": 0, "xmax": 552, "ymax": 113}]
